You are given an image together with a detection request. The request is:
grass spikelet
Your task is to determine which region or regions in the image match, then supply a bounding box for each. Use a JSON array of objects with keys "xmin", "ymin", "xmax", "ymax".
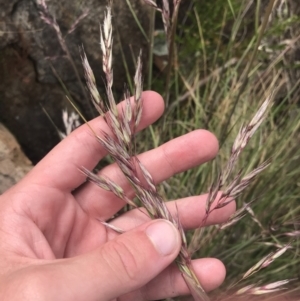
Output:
[
  {"xmin": 218, "ymin": 200, "xmax": 255, "ymax": 230},
  {"xmin": 205, "ymin": 94, "xmax": 273, "ymax": 217},
  {"xmin": 81, "ymin": 48, "xmax": 105, "ymax": 115},
  {"xmin": 100, "ymin": 5, "xmax": 116, "ymax": 116},
  {"xmin": 242, "ymin": 243, "xmax": 292, "ymax": 280},
  {"xmin": 80, "ymin": 167, "xmax": 137, "ymax": 208},
  {"xmin": 236, "ymin": 279, "xmax": 294, "ymax": 295}
]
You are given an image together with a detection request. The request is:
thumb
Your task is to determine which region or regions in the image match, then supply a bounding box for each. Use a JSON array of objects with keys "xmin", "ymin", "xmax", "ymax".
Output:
[{"xmin": 55, "ymin": 219, "xmax": 181, "ymax": 300}]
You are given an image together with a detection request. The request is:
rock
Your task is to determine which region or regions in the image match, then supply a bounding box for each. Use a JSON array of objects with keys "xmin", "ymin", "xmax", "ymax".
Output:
[
  {"xmin": 0, "ymin": 0, "xmax": 150, "ymax": 163},
  {"xmin": 0, "ymin": 123, "xmax": 32, "ymax": 194},
  {"xmin": 0, "ymin": 0, "xmax": 19, "ymax": 48}
]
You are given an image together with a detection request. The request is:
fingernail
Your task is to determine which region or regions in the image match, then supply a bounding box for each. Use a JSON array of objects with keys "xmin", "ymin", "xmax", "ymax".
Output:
[{"xmin": 146, "ymin": 220, "xmax": 179, "ymax": 256}]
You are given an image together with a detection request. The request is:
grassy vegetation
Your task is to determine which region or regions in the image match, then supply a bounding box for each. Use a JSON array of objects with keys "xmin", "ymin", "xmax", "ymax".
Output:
[{"xmin": 134, "ymin": 0, "xmax": 300, "ymax": 299}]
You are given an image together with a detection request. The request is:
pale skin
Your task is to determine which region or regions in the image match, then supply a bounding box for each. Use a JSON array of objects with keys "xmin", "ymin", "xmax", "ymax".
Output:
[{"xmin": 0, "ymin": 91, "xmax": 235, "ymax": 301}]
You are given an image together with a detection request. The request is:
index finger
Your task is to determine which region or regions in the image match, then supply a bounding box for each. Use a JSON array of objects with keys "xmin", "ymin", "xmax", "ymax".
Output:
[{"xmin": 23, "ymin": 91, "xmax": 164, "ymax": 191}]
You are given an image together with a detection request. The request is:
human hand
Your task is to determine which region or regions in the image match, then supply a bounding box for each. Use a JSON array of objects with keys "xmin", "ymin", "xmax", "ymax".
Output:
[{"xmin": 0, "ymin": 91, "xmax": 235, "ymax": 301}]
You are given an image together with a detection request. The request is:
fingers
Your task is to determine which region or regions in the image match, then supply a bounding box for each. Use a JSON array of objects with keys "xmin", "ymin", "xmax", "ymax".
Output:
[
  {"xmin": 109, "ymin": 193, "xmax": 236, "ymax": 235},
  {"xmin": 75, "ymin": 129, "xmax": 219, "ymax": 220},
  {"xmin": 64, "ymin": 217, "xmax": 226, "ymax": 301},
  {"xmin": 23, "ymin": 91, "xmax": 164, "ymax": 191},
  {"xmin": 140, "ymin": 258, "xmax": 226, "ymax": 300},
  {"xmin": 35, "ymin": 220, "xmax": 182, "ymax": 301},
  {"xmin": 63, "ymin": 192, "xmax": 235, "ymax": 258}
]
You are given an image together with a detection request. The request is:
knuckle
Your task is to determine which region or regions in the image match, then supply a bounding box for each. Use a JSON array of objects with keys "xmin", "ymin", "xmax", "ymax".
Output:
[
  {"xmin": 161, "ymin": 144, "xmax": 176, "ymax": 176},
  {"xmin": 102, "ymin": 239, "xmax": 142, "ymax": 288}
]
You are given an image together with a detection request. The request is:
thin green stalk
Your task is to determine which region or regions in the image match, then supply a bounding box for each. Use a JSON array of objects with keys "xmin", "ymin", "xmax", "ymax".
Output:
[
  {"xmin": 194, "ymin": 7, "xmax": 207, "ymax": 78},
  {"xmin": 227, "ymin": 0, "xmax": 236, "ymax": 19},
  {"xmin": 255, "ymin": 0, "xmax": 261, "ymax": 32},
  {"xmin": 116, "ymin": 27, "xmax": 133, "ymax": 92},
  {"xmin": 147, "ymin": 7, "xmax": 155, "ymax": 90},
  {"xmin": 164, "ymin": 0, "xmax": 182, "ymax": 107},
  {"xmin": 125, "ymin": 0, "xmax": 149, "ymax": 42}
]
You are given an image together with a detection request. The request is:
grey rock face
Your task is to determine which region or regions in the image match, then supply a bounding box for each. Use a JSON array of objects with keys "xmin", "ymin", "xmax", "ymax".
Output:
[
  {"xmin": 0, "ymin": 0, "xmax": 150, "ymax": 163},
  {"xmin": 0, "ymin": 0, "xmax": 19, "ymax": 47},
  {"xmin": 0, "ymin": 123, "xmax": 32, "ymax": 194}
]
